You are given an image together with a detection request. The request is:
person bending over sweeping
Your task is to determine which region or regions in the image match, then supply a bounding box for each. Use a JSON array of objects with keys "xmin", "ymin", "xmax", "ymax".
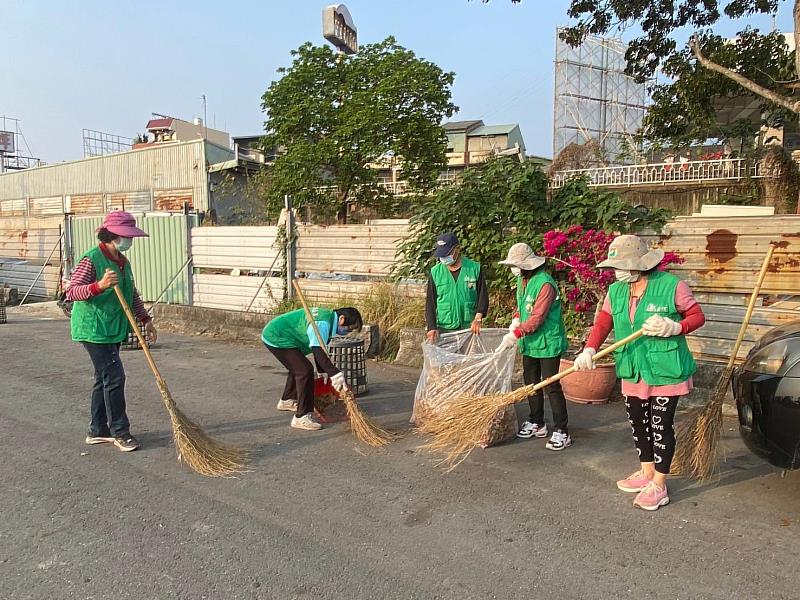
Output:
[
  {"xmin": 573, "ymin": 235, "xmax": 705, "ymax": 511},
  {"xmin": 425, "ymin": 232, "xmax": 489, "ymax": 344},
  {"xmin": 67, "ymin": 211, "xmax": 155, "ymax": 452},
  {"xmin": 496, "ymin": 243, "xmax": 571, "ymax": 451},
  {"xmin": 262, "ymin": 306, "xmax": 363, "ymax": 431}
]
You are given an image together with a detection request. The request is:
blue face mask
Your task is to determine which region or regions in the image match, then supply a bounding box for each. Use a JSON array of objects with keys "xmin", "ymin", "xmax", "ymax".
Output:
[
  {"xmin": 337, "ymin": 324, "xmax": 351, "ymax": 336},
  {"xmin": 116, "ymin": 237, "xmax": 133, "ymax": 252},
  {"xmin": 439, "ymin": 255, "xmax": 455, "ymax": 266}
]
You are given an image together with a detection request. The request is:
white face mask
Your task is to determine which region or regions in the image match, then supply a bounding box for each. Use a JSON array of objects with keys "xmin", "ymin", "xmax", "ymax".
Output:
[
  {"xmin": 615, "ymin": 269, "xmax": 640, "ymax": 283},
  {"xmin": 116, "ymin": 237, "xmax": 133, "ymax": 252},
  {"xmin": 510, "ymin": 267, "xmax": 521, "ymax": 277}
]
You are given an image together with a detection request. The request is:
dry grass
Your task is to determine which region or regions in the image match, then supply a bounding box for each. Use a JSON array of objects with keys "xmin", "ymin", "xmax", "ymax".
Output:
[
  {"xmin": 355, "ymin": 282, "xmax": 425, "ymax": 360},
  {"xmin": 339, "ymin": 389, "xmax": 399, "ymax": 447},
  {"xmin": 670, "ymin": 366, "xmax": 731, "ymax": 481}
]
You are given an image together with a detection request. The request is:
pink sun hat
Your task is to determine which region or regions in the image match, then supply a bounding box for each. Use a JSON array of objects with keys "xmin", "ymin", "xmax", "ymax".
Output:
[{"xmin": 99, "ymin": 210, "xmax": 148, "ymax": 238}]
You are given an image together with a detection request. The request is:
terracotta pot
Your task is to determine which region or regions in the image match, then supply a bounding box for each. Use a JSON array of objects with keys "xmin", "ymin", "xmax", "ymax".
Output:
[{"xmin": 558, "ymin": 358, "xmax": 617, "ymax": 405}]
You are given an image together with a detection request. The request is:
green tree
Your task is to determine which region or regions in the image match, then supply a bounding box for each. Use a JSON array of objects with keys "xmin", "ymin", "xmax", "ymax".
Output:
[
  {"xmin": 261, "ymin": 37, "xmax": 457, "ymax": 222},
  {"xmin": 642, "ymin": 29, "xmax": 794, "ymax": 149}
]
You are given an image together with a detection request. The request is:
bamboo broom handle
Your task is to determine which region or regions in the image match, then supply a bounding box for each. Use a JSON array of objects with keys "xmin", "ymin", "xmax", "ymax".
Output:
[
  {"xmin": 725, "ymin": 243, "xmax": 777, "ymax": 370},
  {"xmin": 113, "ymin": 285, "xmax": 165, "ymax": 383},
  {"xmin": 526, "ymin": 328, "xmax": 646, "ymax": 394},
  {"xmin": 292, "ymin": 280, "xmax": 333, "ymax": 359}
]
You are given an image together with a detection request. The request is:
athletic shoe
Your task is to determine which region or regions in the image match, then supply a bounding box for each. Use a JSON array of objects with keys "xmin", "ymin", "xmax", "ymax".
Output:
[
  {"xmin": 517, "ymin": 421, "xmax": 548, "ymax": 439},
  {"xmin": 616, "ymin": 470, "xmax": 651, "ymax": 493},
  {"xmin": 633, "ymin": 481, "xmax": 670, "ymax": 511},
  {"xmin": 545, "ymin": 430, "xmax": 572, "ymax": 451},
  {"xmin": 85, "ymin": 432, "xmax": 114, "ymax": 445},
  {"xmin": 276, "ymin": 399, "xmax": 298, "ymax": 412},
  {"xmin": 291, "ymin": 414, "xmax": 322, "ymax": 431},
  {"xmin": 113, "ymin": 434, "xmax": 140, "ymax": 452}
]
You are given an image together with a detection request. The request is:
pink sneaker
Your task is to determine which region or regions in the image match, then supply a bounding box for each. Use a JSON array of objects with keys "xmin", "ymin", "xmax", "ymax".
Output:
[
  {"xmin": 616, "ymin": 470, "xmax": 651, "ymax": 493},
  {"xmin": 633, "ymin": 481, "xmax": 670, "ymax": 511}
]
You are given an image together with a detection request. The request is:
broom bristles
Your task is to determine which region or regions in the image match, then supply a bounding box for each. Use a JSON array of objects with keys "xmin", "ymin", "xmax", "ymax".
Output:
[
  {"xmin": 159, "ymin": 387, "xmax": 248, "ymax": 478},
  {"xmin": 417, "ymin": 386, "xmax": 530, "ymax": 468},
  {"xmin": 671, "ymin": 366, "xmax": 732, "ymax": 481},
  {"xmin": 340, "ymin": 389, "xmax": 398, "ymax": 447}
]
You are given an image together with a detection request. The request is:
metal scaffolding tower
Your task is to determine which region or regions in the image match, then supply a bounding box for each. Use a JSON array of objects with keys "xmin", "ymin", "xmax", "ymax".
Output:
[
  {"xmin": 553, "ymin": 28, "xmax": 650, "ymax": 163},
  {"xmin": 82, "ymin": 129, "xmax": 134, "ymax": 157},
  {"xmin": 0, "ymin": 116, "xmax": 43, "ymax": 173}
]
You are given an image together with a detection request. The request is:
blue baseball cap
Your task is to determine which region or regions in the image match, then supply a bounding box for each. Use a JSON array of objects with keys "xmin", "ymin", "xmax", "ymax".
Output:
[{"xmin": 433, "ymin": 232, "xmax": 459, "ymax": 258}]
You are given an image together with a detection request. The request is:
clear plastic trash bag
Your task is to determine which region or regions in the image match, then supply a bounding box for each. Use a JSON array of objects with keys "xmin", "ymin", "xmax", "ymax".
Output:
[{"xmin": 412, "ymin": 328, "xmax": 518, "ymax": 448}]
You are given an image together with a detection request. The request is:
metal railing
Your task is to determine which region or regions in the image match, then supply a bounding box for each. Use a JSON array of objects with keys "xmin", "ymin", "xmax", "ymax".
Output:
[{"xmin": 549, "ymin": 158, "xmax": 764, "ymax": 189}]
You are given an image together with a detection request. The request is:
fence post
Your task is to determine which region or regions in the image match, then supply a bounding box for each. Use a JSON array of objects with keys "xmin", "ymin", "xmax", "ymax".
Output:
[
  {"xmin": 285, "ymin": 194, "xmax": 296, "ymax": 300},
  {"xmin": 183, "ymin": 202, "xmax": 194, "ymax": 306}
]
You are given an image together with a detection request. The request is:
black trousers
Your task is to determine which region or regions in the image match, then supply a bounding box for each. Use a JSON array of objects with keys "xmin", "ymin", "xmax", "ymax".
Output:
[
  {"xmin": 265, "ymin": 345, "xmax": 316, "ymax": 418},
  {"xmin": 625, "ymin": 395, "xmax": 680, "ymax": 475},
  {"xmin": 82, "ymin": 342, "xmax": 130, "ymax": 437},
  {"xmin": 523, "ymin": 355, "xmax": 568, "ymax": 433}
]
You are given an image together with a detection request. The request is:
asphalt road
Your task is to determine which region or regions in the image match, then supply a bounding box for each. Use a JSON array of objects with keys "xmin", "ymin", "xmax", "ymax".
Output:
[{"xmin": 1, "ymin": 307, "xmax": 799, "ymax": 600}]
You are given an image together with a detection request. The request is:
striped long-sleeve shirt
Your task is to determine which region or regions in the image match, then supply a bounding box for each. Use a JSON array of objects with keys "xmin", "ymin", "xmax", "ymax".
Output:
[{"xmin": 65, "ymin": 244, "xmax": 150, "ymax": 323}]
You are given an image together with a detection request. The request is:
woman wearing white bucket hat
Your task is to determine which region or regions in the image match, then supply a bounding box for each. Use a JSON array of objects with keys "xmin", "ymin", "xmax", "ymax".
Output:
[
  {"xmin": 497, "ymin": 243, "xmax": 571, "ymax": 451},
  {"xmin": 574, "ymin": 234, "xmax": 706, "ymax": 510}
]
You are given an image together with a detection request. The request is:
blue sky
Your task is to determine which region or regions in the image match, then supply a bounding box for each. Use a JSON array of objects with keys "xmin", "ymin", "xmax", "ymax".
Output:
[{"xmin": 2, "ymin": 0, "xmax": 795, "ymax": 163}]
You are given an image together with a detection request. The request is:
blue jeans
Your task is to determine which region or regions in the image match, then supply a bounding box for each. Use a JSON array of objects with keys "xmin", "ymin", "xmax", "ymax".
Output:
[{"xmin": 82, "ymin": 342, "xmax": 130, "ymax": 437}]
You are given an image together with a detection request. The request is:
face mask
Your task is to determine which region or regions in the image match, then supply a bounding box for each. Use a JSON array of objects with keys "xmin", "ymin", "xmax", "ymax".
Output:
[
  {"xmin": 337, "ymin": 324, "xmax": 351, "ymax": 336},
  {"xmin": 510, "ymin": 267, "xmax": 521, "ymax": 277},
  {"xmin": 615, "ymin": 269, "xmax": 640, "ymax": 283},
  {"xmin": 439, "ymin": 255, "xmax": 455, "ymax": 266},
  {"xmin": 116, "ymin": 237, "xmax": 133, "ymax": 252}
]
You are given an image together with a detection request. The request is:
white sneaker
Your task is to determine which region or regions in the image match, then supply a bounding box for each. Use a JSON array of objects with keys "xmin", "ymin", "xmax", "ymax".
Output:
[
  {"xmin": 291, "ymin": 414, "xmax": 322, "ymax": 431},
  {"xmin": 545, "ymin": 430, "xmax": 572, "ymax": 451},
  {"xmin": 276, "ymin": 399, "xmax": 298, "ymax": 412},
  {"xmin": 517, "ymin": 421, "xmax": 548, "ymax": 439}
]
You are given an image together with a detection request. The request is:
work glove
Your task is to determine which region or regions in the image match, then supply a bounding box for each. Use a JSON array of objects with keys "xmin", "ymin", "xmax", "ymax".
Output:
[
  {"xmin": 508, "ymin": 317, "xmax": 521, "ymax": 333},
  {"xmin": 495, "ymin": 331, "xmax": 518, "ymax": 353},
  {"xmin": 642, "ymin": 315, "xmax": 682, "ymax": 337},
  {"xmin": 573, "ymin": 348, "xmax": 596, "ymax": 371},
  {"xmin": 331, "ymin": 372, "xmax": 348, "ymax": 393}
]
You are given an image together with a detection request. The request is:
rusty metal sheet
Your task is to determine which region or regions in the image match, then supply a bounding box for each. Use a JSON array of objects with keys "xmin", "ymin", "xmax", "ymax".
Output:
[
  {"xmin": 69, "ymin": 194, "xmax": 104, "ymax": 214},
  {"xmin": 154, "ymin": 189, "xmax": 192, "ymax": 212},
  {"xmin": 107, "ymin": 191, "xmax": 152, "ymax": 213}
]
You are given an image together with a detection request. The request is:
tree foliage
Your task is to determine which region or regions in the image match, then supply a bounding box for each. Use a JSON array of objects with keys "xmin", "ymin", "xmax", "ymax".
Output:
[
  {"xmin": 261, "ymin": 37, "xmax": 457, "ymax": 221},
  {"xmin": 642, "ymin": 29, "xmax": 795, "ymax": 148}
]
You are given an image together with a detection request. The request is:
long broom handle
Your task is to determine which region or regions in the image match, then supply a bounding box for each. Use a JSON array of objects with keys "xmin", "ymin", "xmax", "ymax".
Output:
[
  {"xmin": 725, "ymin": 242, "xmax": 777, "ymax": 370},
  {"xmin": 526, "ymin": 328, "xmax": 645, "ymax": 394},
  {"xmin": 291, "ymin": 280, "xmax": 333, "ymax": 359},
  {"xmin": 113, "ymin": 284, "xmax": 165, "ymax": 383}
]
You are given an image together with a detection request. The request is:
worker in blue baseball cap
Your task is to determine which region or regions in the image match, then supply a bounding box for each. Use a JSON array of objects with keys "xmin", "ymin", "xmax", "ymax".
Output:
[{"xmin": 425, "ymin": 232, "xmax": 489, "ymax": 343}]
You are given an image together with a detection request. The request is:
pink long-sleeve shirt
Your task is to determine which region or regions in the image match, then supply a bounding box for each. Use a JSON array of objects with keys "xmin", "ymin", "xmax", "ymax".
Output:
[{"xmin": 66, "ymin": 243, "xmax": 150, "ymax": 324}]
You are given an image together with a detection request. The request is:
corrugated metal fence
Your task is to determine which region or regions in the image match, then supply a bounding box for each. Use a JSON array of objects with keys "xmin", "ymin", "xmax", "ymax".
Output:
[
  {"xmin": 70, "ymin": 213, "xmax": 196, "ymax": 304},
  {"xmin": 0, "ymin": 216, "xmax": 63, "ymax": 298}
]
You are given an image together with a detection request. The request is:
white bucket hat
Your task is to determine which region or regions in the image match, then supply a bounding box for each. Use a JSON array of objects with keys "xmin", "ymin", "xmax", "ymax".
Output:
[
  {"xmin": 596, "ymin": 234, "xmax": 664, "ymax": 271},
  {"xmin": 498, "ymin": 242, "xmax": 546, "ymax": 270}
]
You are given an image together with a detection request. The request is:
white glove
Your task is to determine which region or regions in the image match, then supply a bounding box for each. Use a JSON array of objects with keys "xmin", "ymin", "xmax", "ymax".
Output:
[
  {"xmin": 573, "ymin": 348, "xmax": 596, "ymax": 371},
  {"xmin": 642, "ymin": 315, "xmax": 682, "ymax": 337},
  {"xmin": 495, "ymin": 331, "xmax": 518, "ymax": 352},
  {"xmin": 508, "ymin": 317, "xmax": 521, "ymax": 333},
  {"xmin": 331, "ymin": 372, "xmax": 348, "ymax": 392}
]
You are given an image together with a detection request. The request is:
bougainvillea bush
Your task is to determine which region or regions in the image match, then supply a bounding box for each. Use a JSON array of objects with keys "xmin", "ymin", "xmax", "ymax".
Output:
[{"xmin": 541, "ymin": 225, "xmax": 684, "ymax": 341}]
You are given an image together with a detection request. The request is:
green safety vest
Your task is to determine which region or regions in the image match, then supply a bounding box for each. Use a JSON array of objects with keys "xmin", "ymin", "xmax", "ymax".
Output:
[
  {"xmin": 261, "ymin": 307, "xmax": 336, "ymax": 355},
  {"xmin": 70, "ymin": 246, "xmax": 135, "ymax": 344},
  {"xmin": 431, "ymin": 257, "xmax": 481, "ymax": 331},
  {"xmin": 608, "ymin": 270, "xmax": 697, "ymax": 385},
  {"xmin": 516, "ymin": 271, "xmax": 568, "ymax": 358}
]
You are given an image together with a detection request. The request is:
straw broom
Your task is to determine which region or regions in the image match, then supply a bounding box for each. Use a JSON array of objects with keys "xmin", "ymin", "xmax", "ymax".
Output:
[
  {"xmin": 419, "ymin": 329, "xmax": 645, "ymax": 468},
  {"xmin": 114, "ymin": 286, "xmax": 248, "ymax": 477},
  {"xmin": 292, "ymin": 281, "xmax": 398, "ymax": 447},
  {"xmin": 671, "ymin": 242, "xmax": 777, "ymax": 480}
]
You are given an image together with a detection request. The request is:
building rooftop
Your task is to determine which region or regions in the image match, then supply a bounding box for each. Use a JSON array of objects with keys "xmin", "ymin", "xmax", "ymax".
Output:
[
  {"xmin": 468, "ymin": 124, "xmax": 518, "ymax": 137},
  {"xmin": 442, "ymin": 120, "xmax": 484, "ymax": 133}
]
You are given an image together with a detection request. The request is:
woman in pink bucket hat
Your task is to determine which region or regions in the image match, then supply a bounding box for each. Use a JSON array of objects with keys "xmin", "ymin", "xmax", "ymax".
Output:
[
  {"xmin": 573, "ymin": 234, "xmax": 706, "ymax": 510},
  {"xmin": 65, "ymin": 211, "xmax": 155, "ymax": 453}
]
